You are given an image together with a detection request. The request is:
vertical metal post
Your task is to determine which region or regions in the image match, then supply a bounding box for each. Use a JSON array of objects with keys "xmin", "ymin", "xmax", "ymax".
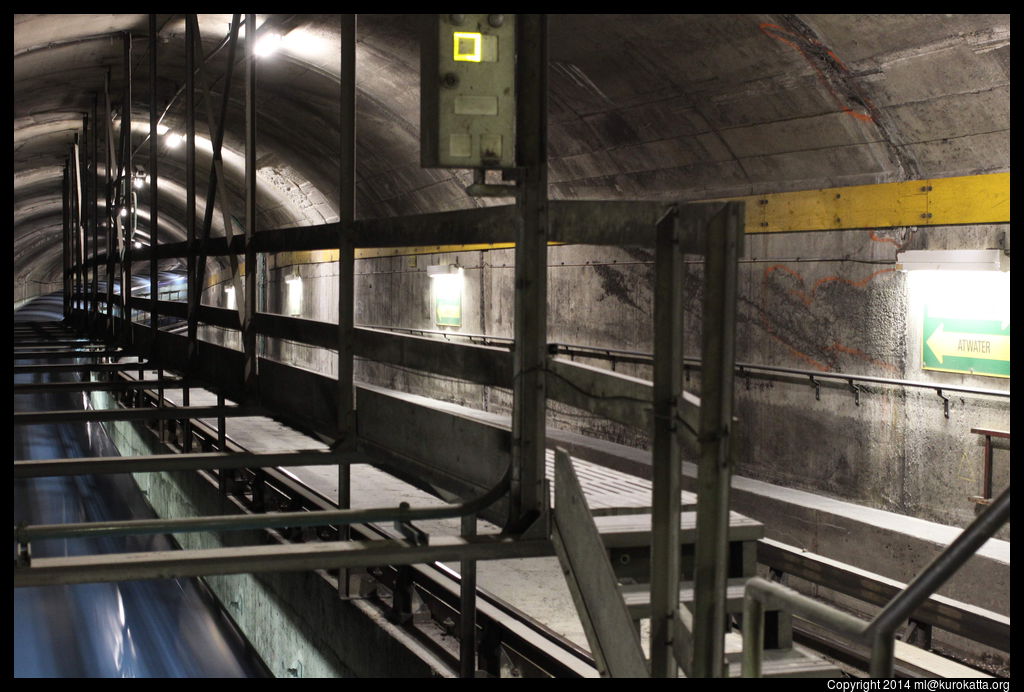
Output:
[
  {"xmin": 460, "ymin": 513, "xmax": 478, "ymax": 677},
  {"xmin": 217, "ymin": 393, "xmax": 227, "ymax": 451},
  {"xmin": 509, "ymin": 13, "xmax": 549, "ymax": 528},
  {"xmin": 243, "ymin": 13, "xmax": 258, "ymax": 401},
  {"xmin": 149, "ymin": 14, "xmax": 159, "ymax": 348},
  {"xmin": 104, "ymin": 71, "xmax": 116, "ymax": 335},
  {"xmin": 185, "ymin": 15, "xmax": 198, "ymax": 368},
  {"xmin": 183, "ymin": 16, "xmax": 196, "ymax": 454},
  {"xmin": 243, "ymin": 13, "xmax": 264, "ymax": 512},
  {"xmin": 90, "ymin": 95, "xmax": 100, "ymax": 328},
  {"xmin": 121, "ymin": 31, "xmax": 133, "ymax": 343},
  {"xmin": 982, "ymin": 435, "xmax": 993, "ymax": 501},
  {"xmin": 62, "ymin": 164, "xmax": 71, "ymax": 318},
  {"xmin": 72, "ymin": 137, "xmax": 84, "ymax": 317},
  {"xmin": 740, "ymin": 590, "xmax": 765, "ymax": 678},
  {"xmin": 82, "ymin": 118, "xmax": 90, "ymax": 321},
  {"xmin": 337, "ymin": 13, "xmax": 357, "ymax": 598},
  {"xmin": 82, "ymin": 116, "xmax": 91, "ymax": 323},
  {"xmin": 649, "ymin": 207, "xmax": 683, "ymax": 677},
  {"xmin": 68, "ymin": 146, "xmax": 78, "ymax": 315},
  {"xmin": 691, "ymin": 202, "xmax": 743, "ymax": 677}
]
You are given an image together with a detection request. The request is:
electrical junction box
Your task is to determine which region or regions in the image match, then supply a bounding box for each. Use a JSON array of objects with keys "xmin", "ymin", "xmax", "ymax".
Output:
[{"xmin": 421, "ymin": 14, "xmax": 516, "ymax": 169}]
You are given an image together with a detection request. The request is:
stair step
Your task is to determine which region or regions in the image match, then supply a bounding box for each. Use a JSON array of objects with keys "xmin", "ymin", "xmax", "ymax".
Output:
[
  {"xmin": 593, "ymin": 511, "xmax": 764, "ymax": 549},
  {"xmin": 725, "ymin": 643, "xmax": 844, "ymax": 678},
  {"xmin": 620, "ymin": 578, "xmax": 751, "ymax": 618}
]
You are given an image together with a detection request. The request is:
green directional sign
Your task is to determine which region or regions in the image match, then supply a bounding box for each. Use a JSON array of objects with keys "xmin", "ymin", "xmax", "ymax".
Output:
[
  {"xmin": 922, "ymin": 309, "xmax": 1009, "ymax": 378},
  {"xmin": 435, "ymin": 293, "xmax": 462, "ymax": 327}
]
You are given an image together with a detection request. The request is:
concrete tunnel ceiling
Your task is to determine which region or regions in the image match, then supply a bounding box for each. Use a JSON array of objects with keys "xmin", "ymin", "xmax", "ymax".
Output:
[{"xmin": 12, "ymin": 13, "xmax": 1010, "ymax": 297}]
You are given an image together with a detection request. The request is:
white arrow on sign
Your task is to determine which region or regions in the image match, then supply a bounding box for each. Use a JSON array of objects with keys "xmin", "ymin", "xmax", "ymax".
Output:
[{"xmin": 925, "ymin": 322, "xmax": 1010, "ymax": 365}]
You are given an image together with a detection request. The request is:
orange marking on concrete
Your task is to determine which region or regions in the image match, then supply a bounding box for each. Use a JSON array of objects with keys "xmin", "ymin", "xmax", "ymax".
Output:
[
  {"xmin": 758, "ymin": 22, "xmax": 875, "ymax": 123},
  {"xmin": 868, "ymin": 230, "xmax": 902, "ymax": 246},
  {"xmin": 809, "ymin": 267, "xmax": 897, "ymax": 297},
  {"xmin": 759, "ymin": 263, "xmax": 899, "ymax": 373},
  {"xmin": 826, "ymin": 342, "xmax": 901, "ymax": 374}
]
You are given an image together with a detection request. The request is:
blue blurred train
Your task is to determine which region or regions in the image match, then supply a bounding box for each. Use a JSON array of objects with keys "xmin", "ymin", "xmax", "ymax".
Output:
[{"xmin": 14, "ymin": 291, "xmax": 269, "ymax": 677}]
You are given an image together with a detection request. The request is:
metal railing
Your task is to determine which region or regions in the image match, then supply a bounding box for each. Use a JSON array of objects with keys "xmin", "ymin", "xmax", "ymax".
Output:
[{"xmin": 742, "ymin": 485, "xmax": 1010, "ymax": 678}]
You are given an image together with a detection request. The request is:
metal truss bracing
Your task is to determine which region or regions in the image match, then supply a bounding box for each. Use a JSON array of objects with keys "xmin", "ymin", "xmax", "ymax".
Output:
[
  {"xmin": 17, "ymin": 13, "xmax": 757, "ymax": 678},
  {"xmin": 20, "ymin": 12, "xmax": 1006, "ymax": 680}
]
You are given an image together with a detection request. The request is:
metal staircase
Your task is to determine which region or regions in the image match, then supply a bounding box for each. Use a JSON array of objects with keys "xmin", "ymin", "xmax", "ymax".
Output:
[{"xmin": 551, "ymin": 447, "xmax": 844, "ymax": 678}]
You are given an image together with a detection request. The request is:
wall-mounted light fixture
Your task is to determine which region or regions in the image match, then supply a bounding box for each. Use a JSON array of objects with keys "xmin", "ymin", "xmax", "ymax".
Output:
[
  {"xmin": 428, "ymin": 264, "xmax": 464, "ymax": 328},
  {"xmin": 225, "ymin": 285, "xmax": 236, "ymax": 311},
  {"xmin": 896, "ymin": 249, "xmax": 1008, "ymax": 272},
  {"xmin": 285, "ymin": 274, "xmax": 303, "ymax": 316},
  {"xmin": 132, "ymin": 166, "xmax": 147, "ymax": 189},
  {"xmin": 899, "ymin": 249, "xmax": 1010, "ymax": 379}
]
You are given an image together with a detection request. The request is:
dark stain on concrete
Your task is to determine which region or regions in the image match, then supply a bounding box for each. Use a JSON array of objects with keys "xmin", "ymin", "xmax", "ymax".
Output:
[{"xmin": 591, "ymin": 263, "xmax": 647, "ymax": 316}]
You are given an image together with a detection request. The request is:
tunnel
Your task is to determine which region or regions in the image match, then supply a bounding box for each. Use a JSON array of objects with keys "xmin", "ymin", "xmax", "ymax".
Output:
[{"xmin": 12, "ymin": 14, "xmax": 1010, "ymax": 679}]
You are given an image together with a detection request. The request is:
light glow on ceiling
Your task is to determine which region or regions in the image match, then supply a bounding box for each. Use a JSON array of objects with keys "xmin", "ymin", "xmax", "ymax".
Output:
[{"xmin": 255, "ymin": 32, "xmax": 282, "ymax": 57}]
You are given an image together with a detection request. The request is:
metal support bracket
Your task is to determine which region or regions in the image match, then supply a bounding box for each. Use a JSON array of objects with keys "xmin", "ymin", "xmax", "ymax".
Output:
[
  {"xmin": 848, "ymin": 379, "xmax": 861, "ymax": 406},
  {"xmin": 15, "ymin": 524, "xmax": 31, "ymax": 567},
  {"xmin": 809, "ymin": 375, "xmax": 820, "ymax": 401},
  {"xmin": 513, "ymin": 478, "xmax": 551, "ymax": 541},
  {"xmin": 395, "ymin": 503, "xmax": 430, "ymax": 546},
  {"xmin": 936, "ymin": 388, "xmax": 950, "ymax": 418},
  {"xmin": 467, "ymin": 169, "xmax": 521, "ymax": 198}
]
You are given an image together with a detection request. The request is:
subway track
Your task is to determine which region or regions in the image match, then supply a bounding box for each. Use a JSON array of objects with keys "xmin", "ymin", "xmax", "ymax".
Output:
[
  {"xmin": 13, "ymin": 297, "xmax": 270, "ymax": 678},
  {"xmin": 14, "ymin": 296, "xmax": 1005, "ymax": 678}
]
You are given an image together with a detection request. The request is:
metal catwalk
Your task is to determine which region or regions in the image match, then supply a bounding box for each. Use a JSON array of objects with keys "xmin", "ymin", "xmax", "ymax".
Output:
[{"xmin": 13, "ymin": 294, "xmax": 268, "ymax": 678}]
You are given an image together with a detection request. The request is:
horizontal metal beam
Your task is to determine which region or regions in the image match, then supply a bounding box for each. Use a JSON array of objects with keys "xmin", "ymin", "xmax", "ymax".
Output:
[
  {"xmin": 355, "ymin": 326, "xmax": 513, "ymax": 386},
  {"xmin": 14, "ymin": 405, "xmax": 261, "ymax": 425},
  {"xmin": 15, "ymin": 350, "xmax": 133, "ymax": 360},
  {"xmin": 14, "ymin": 534, "xmax": 553, "ymax": 587},
  {"xmin": 13, "ymin": 379, "xmax": 193, "ymax": 393},
  {"xmin": 14, "ymin": 362, "xmax": 151, "ymax": 374},
  {"xmin": 13, "ymin": 450, "xmax": 337, "ymax": 478},
  {"xmin": 13, "ymin": 340, "xmax": 94, "ymax": 347}
]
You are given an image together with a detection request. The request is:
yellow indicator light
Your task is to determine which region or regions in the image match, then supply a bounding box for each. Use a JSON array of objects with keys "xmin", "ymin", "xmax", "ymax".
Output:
[{"xmin": 453, "ymin": 32, "xmax": 482, "ymax": 62}]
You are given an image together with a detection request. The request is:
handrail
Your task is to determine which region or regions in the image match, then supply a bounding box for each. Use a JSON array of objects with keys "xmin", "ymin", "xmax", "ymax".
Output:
[
  {"xmin": 347, "ymin": 326, "xmax": 1009, "ymax": 402},
  {"xmin": 864, "ymin": 485, "xmax": 1010, "ymax": 677},
  {"xmin": 742, "ymin": 485, "xmax": 1010, "ymax": 678},
  {"xmin": 14, "ymin": 459, "xmax": 512, "ymax": 545},
  {"xmin": 551, "ymin": 341, "xmax": 1009, "ymax": 401}
]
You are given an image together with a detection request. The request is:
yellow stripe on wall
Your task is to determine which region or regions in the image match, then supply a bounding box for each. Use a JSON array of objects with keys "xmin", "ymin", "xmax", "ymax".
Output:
[
  {"xmin": 738, "ymin": 172, "xmax": 1009, "ymax": 234},
  {"xmin": 204, "ymin": 173, "xmax": 1009, "ymax": 286}
]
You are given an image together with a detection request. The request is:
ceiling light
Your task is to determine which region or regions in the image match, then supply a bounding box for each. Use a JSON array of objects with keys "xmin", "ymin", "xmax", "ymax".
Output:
[
  {"xmin": 255, "ymin": 32, "xmax": 282, "ymax": 57},
  {"xmin": 165, "ymin": 132, "xmax": 183, "ymax": 148},
  {"xmin": 134, "ymin": 241, "xmax": 142, "ymax": 249}
]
